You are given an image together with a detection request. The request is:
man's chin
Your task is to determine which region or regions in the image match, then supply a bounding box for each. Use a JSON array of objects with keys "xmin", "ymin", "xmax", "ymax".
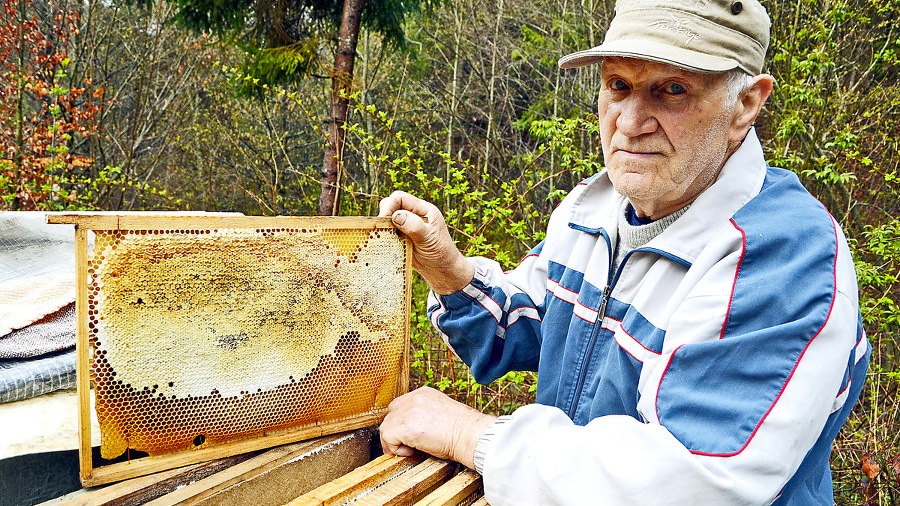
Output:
[
  {"xmin": 610, "ymin": 180, "xmax": 679, "ymax": 210},
  {"xmin": 608, "ymin": 172, "xmax": 658, "ymax": 198}
]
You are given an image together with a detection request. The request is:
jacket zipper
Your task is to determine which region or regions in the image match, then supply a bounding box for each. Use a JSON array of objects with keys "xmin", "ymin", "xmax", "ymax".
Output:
[
  {"xmin": 566, "ymin": 230, "xmax": 618, "ymax": 420},
  {"xmin": 563, "ymin": 226, "xmax": 689, "ymax": 420},
  {"xmin": 567, "ymin": 284, "xmax": 611, "ymax": 419}
]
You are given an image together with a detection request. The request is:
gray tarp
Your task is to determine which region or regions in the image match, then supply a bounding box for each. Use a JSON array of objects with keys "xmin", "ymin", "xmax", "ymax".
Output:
[
  {"xmin": 0, "ymin": 349, "xmax": 75, "ymax": 403},
  {"xmin": 0, "ymin": 212, "xmax": 76, "ymax": 403},
  {"xmin": 0, "ymin": 212, "xmax": 75, "ymax": 284}
]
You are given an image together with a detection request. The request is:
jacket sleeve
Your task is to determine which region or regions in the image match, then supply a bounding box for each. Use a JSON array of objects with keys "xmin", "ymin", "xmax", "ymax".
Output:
[
  {"xmin": 475, "ymin": 218, "xmax": 870, "ymax": 505},
  {"xmin": 426, "ymin": 243, "xmax": 548, "ymax": 384}
]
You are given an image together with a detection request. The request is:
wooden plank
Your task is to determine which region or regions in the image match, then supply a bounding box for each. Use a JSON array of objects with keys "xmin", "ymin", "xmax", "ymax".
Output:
[
  {"xmin": 412, "ymin": 469, "xmax": 482, "ymax": 506},
  {"xmin": 46, "ymin": 212, "xmax": 239, "ymax": 230},
  {"xmin": 469, "ymin": 498, "xmax": 490, "ymax": 506},
  {"xmin": 56, "ymin": 453, "xmax": 257, "ymax": 506},
  {"xmin": 75, "ymin": 227, "xmax": 92, "ymax": 485},
  {"xmin": 352, "ymin": 458, "xmax": 456, "ymax": 506},
  {"xmin": 81, "ymin": 413, "xmax": 386, "ymax": 487},
  {"xmin": 48, "ymin": 214, "xmax": 394, "ymax": 231},
  {"xmin": 401, "ymin": 237, "xmax": 412, "ymax": 397},
  {"xmin": 141, "ymin": 430, "xmax": 369, "ymax": 506},
  {"xmin": 287, "ymin": 453, "xmax": 426, "ymax": 506}
]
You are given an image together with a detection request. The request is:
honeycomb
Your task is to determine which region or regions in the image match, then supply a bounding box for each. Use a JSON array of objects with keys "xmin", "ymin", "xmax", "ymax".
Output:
[{"xmin": 85, "ymin": 225, "xmax": 408, "ymax": 460}]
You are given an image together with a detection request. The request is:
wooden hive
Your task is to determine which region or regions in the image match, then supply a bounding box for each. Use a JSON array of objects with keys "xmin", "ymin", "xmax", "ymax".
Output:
[
  {"xmin": 289, "ymin": 452, "xmax": 487, "ymax": 506},
  {"xmin": 48, "ymin": 213, "xmax": 411, "ymax": 486},
  {"xmin": 53, "ymin": 433, "xmax": 488, "ymax": 506}
]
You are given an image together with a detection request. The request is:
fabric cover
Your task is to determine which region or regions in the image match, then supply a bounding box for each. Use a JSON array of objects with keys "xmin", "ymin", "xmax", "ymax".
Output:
[{"xmin": 0, "ymin": 212, "xmax": 77, "ymax": 403}]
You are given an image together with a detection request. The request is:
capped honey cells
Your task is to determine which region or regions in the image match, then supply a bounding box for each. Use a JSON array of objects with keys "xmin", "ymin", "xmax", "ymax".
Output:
[{"xmin": 86, "ymin": 226, "xmax": 408, "ymax": 459}]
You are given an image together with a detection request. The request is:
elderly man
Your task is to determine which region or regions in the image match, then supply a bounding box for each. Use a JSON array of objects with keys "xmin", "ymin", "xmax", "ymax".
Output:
[{"xmin": 378, "ymin": 0, "xmax": 870, "ymax": 503}]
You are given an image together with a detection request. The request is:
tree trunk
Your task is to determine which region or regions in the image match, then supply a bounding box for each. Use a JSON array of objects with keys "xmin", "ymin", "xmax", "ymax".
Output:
[
  {"xmin": 482, "ymin": 0, "xmax": 503, "ymax": 175},
  {"xmin": 13, "ymin": 0, "xmax": 26, "ymax": 210},
  {"xmin": 445, "ymin": 1, "xmax": 462, "ymax": 211},
  {"xmin": 360, "ymin": 30, "xmax": 378, "ymax": 214},
  {"xmin": 318, "ymin": 0, "xmax": 363, "ymax": 216}
]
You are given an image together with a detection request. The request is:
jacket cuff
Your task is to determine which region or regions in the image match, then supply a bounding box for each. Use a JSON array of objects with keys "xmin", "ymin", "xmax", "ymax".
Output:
[
  {"xmin": 435, "ymin": 262, "xmax": 490, "ymax": 310},
  {"xmin": 473, "ymin": 415, "xmax": 512, "ymax": 475}
]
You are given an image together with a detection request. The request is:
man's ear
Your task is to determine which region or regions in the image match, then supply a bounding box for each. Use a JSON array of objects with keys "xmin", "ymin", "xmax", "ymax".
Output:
[{"xmin": 730, "ymin": 74, "xmax": 775, "ymax": 143}]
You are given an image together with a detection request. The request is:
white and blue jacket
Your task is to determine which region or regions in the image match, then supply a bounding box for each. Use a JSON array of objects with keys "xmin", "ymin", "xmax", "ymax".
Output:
[{"xmin": 428, "ymin": 130, "xmax": 870, "ymax": 505}]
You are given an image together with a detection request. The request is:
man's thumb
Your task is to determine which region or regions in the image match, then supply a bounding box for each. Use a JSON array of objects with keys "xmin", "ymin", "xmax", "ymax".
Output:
[{"xmin": 391, "ymin": 210, "xmax": 408, "ymax": 227}]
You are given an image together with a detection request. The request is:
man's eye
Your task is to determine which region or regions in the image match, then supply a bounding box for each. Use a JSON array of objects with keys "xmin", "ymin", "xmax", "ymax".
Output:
[
  {"xmin": 610, "ymin": 79, "xmax": 629, "ymax": 91},
  {"xmin": 663, "ymin": 82, "xmax": 687, "ymax": 94}
]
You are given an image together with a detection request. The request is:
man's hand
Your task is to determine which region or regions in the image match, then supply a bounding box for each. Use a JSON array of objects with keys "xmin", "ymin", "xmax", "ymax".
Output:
[
  {"xmin": 378, "ymin": 191, "xmax": 475, "ymax": 295},
  {"xmin": 379, "ymin": 387, "xmax": 497, "ymax": 470}
]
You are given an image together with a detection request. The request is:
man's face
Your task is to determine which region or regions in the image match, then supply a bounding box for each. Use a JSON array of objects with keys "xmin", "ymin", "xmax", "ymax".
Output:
[{"xmin": 598, "ymin": 57, "xmax": 739, "ymax": 219}]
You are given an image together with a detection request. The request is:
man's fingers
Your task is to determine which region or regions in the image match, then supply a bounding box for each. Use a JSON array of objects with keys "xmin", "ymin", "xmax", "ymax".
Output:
[
  {"xmin": 390, "ymin": 209, "xmax": 429, "ymax": 242},
  {"xmin": 379, "ymin": 191, "xmax": 436, "ymax": 220},
  {"xmin": 378, "ymin": 387, "xmax": 496, "ymax": 468},
  {"xmin": 380, "ymin": 432, "xmax": 415, "ymax": 457},
  {"xmin": 377, "ymin": 191, "xmax": 405, "ymax": 217},
  {"xmin": 379, "ymin": 402, "xmax": 419, "ymax": 458},
  {"xmin": 378, "ymin": 191, "xmax": 437, "ymax": 250},
  {"xmin": 392, "ymin": 444, "xmax": 415, "ymax": 457},
  {"xmin": 379, "ymin": 195, "xmax": 444, "ymax": 259},
  {"xmin": 376, "ymin": 191, "xmax": 471, "ymax": 295},
  {"xmin": 379, "ymin": 389, "xmax": 434, "ymax": 458}
]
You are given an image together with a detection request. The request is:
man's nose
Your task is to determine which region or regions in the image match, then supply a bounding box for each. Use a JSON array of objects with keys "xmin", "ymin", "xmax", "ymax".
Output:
[{"xmin": 616, "ymin": 95, "xmax": 658, "ymax": 137}]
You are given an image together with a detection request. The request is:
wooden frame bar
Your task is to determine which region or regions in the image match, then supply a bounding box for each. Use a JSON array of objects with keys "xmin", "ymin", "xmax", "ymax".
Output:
[
  {"xmin": 290, "ymin": 453, "xmax": 486, "ymax": 506},
  {"xmin": 52, "ymin": 214, "xmax": 412, "ymax": 487},
  {"xmin": 142, "ymin": 431, "xmax": 371, "ymax": 506},
  {"xmin": 288, "ymin": 453, "xmax": 427, "ymax": 505},
  {"xmin": 48, "ymin": 213, "xmax": 393, "ymax": 231},
  {"xmin": 82, "ymin": 413, "xmax": 386, "ymax": 487},
  {"xmin": 356, "ymin": 458, "xmax": 456, "ymax": 506},
  {"xmin": 413, "ymin": 469, "xmax": 482, "ymax": 506},
  {"xmin": 56, "ymin": 452, "xmax": 257, "ymax": 505},
  {"xmin": 75, "ymin": 226, "xmax": 92, "ymax": 483},
  {"xmin": 54, "ymin": 428, "xmax": 373, "ymax": 505}
]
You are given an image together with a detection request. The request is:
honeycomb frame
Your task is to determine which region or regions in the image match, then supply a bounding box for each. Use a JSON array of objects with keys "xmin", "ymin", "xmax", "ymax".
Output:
[{"xmin": 48, "ymin": 214, "xmax": 411, "ymax": 486}]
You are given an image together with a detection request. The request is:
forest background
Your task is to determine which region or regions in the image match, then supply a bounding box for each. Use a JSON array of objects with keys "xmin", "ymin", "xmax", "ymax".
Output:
[{"xmin": 2, "ymin": 0, "xmax": 898, "ymax": 503}]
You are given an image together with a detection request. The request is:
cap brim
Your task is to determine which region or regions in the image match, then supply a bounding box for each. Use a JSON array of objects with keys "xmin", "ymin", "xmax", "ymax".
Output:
[{"xmin": 558, "ymin": 40, "xmax": 740, "ymax": 74}]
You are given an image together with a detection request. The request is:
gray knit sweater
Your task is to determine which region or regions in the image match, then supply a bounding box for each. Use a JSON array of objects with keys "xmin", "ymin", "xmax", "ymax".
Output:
[{"xmin": 613, "ymin": 200, "xmax": 690, "ymax": 273}]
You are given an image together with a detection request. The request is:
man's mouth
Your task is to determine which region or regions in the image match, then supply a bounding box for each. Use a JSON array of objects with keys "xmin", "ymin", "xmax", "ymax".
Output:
[{"xmin": 614, "ymin": 148, "xmax": 663, "ymax": 158}]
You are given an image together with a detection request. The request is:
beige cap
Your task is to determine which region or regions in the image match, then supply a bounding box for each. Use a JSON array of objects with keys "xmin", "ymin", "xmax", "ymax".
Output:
[{"xmin": 558, "ymin": 0, "xmax": 770, "ymax": 75}]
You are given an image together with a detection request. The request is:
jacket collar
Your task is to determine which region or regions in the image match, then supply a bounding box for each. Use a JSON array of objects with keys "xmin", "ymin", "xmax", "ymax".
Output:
[{"xmin": 568, "ymin": 128, "xmax": 768, "ymax": 264}]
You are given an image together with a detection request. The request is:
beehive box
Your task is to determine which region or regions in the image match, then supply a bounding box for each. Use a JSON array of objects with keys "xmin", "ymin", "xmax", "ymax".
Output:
[{"xmin": 47, "ymin": 214, "xmax": 411, "ymax": 486}]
